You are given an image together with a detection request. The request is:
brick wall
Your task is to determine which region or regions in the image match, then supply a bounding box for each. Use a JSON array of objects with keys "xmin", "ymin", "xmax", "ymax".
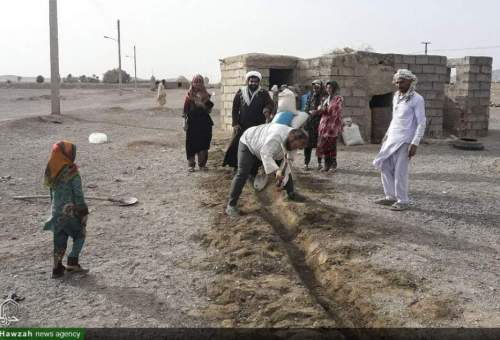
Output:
[
  {"xmin": 297, "ymin": 52, "xmax": 447, "ymax": 141},
  {"xmin": 297, "ymin": 54, "xmax": 373, "ymax": 140},
  {"xmin": 395, "ymin": 55, "xmax": 448, "ymax": 138},
  {"xmin": 444, "ymin": 57, "xmax": 492, "ymax": 137},
  {"xmin": 219, "ymin": 54, "xmax": 298, "ymax": 132},
  {"xmin": 219, "ymin": 56, "xmax": 249, "ymax": 131},
  {"xmin": 219, "ymin": 52, "xmax": 492, "ymax": 141}
]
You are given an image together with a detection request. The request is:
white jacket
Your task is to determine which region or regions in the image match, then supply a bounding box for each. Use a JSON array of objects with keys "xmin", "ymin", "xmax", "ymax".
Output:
[{"xmin": 241, "ymin": 124, "xmax": 295, "ymax": 174}]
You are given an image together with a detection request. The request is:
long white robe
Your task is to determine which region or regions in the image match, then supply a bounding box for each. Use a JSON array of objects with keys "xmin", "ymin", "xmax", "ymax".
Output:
[
  {"xmin": 373, "ymin": 92, "xmax": 426, "ymax": 204},
  {"xmin": 373, "ymin": 92, "xmax": 426, "ymax": 170},
  {"xmin": 157, "ymin": 83, "xmax": 167, "ymax": 106}
]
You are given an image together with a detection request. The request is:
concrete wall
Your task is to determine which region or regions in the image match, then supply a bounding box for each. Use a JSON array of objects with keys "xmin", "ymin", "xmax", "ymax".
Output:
[
  {"xmin": 220, "ymin": 52, "xmax": 491, "ymax": 141},
  {"xmin": 219, "ymin": 54, "xmax": 298, "ymax": 131},
  {"xmin": 490, "ymin": 82, "xmax": 500, "ymax": 105},
  {"xmin": 296, "ymin": 52, "xmax": 448, "ymax": 141},
  {"xmin": 444, "ymin": 56, "xmax": 492, "ymax": 137}
]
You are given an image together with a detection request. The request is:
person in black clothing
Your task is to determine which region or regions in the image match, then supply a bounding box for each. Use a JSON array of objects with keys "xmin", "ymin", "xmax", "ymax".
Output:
[
  {"xmin": 183, "ymin": 74, "xmax": 214, "ymax": 172},
  {"xmin": 303, "ymin": 79, "xmax": 326, "ymax": 170},
  {"xmin": 222, "ymin": 71, "xmax": 274, "ymax": 171}
]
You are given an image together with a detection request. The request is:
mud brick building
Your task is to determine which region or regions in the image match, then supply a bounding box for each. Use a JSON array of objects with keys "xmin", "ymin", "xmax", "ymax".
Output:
[{"xmin": 219, "ymin": 52, "xmax": 492, "ymax": 142}]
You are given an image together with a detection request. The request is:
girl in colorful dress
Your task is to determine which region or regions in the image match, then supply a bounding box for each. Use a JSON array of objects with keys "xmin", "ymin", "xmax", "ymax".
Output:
[{"xmin": 43, "ymin": 141, "xmax": 89, "ymax": 278}]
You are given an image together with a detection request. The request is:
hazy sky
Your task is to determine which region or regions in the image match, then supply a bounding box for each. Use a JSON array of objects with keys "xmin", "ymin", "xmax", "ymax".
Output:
[{"xmin": 2, "ymin": 0, "xmax": 500, "ymax": 82}]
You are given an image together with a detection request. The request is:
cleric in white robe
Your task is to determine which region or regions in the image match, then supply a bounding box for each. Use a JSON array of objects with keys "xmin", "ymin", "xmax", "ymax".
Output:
[{"xmin": 373, "ymin": 69, "xmax": 426, "ymax": 211}]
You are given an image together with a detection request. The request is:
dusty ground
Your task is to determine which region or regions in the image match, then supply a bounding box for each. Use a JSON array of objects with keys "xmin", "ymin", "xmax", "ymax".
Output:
[
  {"xmin": 0, "ymin": 89, "xmax": 218, "ymax": 327},
  {"xmin": 0, "ymin": 87, "xmax": 499, "ymax": 329},
  {"xmin": 294, "ymin": 115, "xmax": 500, "ymax": 326}
]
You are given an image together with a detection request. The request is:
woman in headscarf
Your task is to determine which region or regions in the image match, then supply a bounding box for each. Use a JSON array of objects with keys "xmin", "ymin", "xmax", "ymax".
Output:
[
  {"xmin": 43, "ymin": 141, "xmax": 89, "ymax": 278},
  {"xmin": 303, "ymin": 79, "xmax": 326, "ymax": 170},
  {"xmin": 157, "ymin": 79, "xmax": 167, "ymax": 107},
  {"xmin": 317, "ymin": 80, "xmax": 344, "ymax": 172},
  {"xmin": 183, "ymin": 74, "xmax": 214, "ymax": 171}
]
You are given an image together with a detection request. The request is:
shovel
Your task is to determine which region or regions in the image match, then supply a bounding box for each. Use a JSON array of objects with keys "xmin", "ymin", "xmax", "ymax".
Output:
[
  {"xmin": 253, "ymin": 173, "xmax": 269, "ymax": 192},
  {"xmin": 12, "ymin": 195, "xmax": 138, "ymax": 206},
  {"xmin": 253, "ymin": 158, "xmax": 292, "ymax": 192}
]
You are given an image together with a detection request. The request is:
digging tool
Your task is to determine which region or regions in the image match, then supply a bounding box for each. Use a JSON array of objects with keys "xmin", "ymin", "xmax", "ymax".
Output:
[
  {"xmin": 253, "ymin": 173, "xmax": 269, "ymax": 192},
  {"xmin": 12, "ymin": 195, "xmax": 138, "ymax": 206},
  {"xmin": 253, "ymin": 156, "xmax": 292, "ymax": 192}
]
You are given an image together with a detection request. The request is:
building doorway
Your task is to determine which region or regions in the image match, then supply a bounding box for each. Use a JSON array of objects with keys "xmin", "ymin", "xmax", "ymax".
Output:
[
  {"xmin": 370, "ymin": 92, "xmax": 393, "ymax": 144},
  {"xmin": 269, "ymin": 69, "xmax": 294, "ymax": 90}
]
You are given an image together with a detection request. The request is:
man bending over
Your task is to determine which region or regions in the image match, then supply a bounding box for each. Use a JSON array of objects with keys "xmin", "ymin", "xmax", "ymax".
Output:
[{"xmin": 226, "ymin": 124, "xmax": 309, "ymax": 217}]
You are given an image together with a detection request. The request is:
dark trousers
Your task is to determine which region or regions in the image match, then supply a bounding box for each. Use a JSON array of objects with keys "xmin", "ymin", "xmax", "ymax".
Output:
[
  {"xmin": 304, "ymin": 147, "xmax": 322, "ymax": 166},
  {"xmin": 188, "ymin": 150, "xmax": 208, "ymax": 168},
  {"xmin": 325, "ymin": 156, "xmax": 337, "ymax": 169},
  {"xmin": 228, "ymin": 142, "xmax": 294, "ymax": 207},
  {"xmin": 53, "ymin": 229, "xmax": 85, "ymax": 267}
]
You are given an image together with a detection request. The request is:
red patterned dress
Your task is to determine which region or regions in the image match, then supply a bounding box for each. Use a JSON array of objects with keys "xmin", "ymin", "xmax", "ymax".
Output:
[{"xmin": 317, "ymin": 95, "xmax": 344, "ymax": 163}]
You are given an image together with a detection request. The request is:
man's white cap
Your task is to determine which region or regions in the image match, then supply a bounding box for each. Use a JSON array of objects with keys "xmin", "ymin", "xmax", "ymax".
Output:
[{"xmin": 245, "ymin": 71, "xmax": 262, "ymax": 81}]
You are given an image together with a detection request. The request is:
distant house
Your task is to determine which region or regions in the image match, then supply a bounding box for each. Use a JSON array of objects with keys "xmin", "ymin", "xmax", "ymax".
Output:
[{"xmin": 164, "ymin": 76, "xmax": 190, "ymax": 89}]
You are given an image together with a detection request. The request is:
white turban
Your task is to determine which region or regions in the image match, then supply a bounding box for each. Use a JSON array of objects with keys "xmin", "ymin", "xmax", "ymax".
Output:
[
  {"xmin": 245, "ymin": 71, "xmax": 262, "ymax": 81},
  {"xmin": 394, "ymin": 69, "xmax": 418, "ymax": 102},
  {"xmin": 393, "ymin": 69, "xmax": 418, "ymax": 84}
]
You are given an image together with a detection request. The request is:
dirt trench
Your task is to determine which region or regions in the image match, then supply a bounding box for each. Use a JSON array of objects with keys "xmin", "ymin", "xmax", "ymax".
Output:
[{"xmin": 194, "ymin": 140, "xmax": 462, "ymax": 329}]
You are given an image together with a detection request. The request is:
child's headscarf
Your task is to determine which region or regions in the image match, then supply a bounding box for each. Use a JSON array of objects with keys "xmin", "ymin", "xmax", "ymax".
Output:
[{"xmin": 44, "ymin": 141, "xmax": 79, "ymax": 188}]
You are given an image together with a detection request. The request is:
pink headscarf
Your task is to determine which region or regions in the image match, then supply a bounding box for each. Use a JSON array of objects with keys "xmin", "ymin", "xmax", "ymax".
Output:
[{"xmin": 187, "ymin": 74, "xmax": 210, "ymax": 103}]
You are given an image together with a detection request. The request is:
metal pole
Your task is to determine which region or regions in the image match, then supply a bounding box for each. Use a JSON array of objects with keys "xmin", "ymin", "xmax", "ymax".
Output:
[
  {"xmin": 117, "ymin": 19, "xmax": 122, "ymax": 95},
  {"xmin": 133, "ymin": 45, "xmax": 137, "ymax": 91},
  {"xmin": 49, "ymin": 0, "xmax": 60, "ymax": 114}
]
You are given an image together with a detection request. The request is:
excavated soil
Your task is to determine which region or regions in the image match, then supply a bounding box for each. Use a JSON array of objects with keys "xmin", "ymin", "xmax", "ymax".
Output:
[{"xmin": 194, "ymin": 142, "xmax": 466, "ymax": 328}]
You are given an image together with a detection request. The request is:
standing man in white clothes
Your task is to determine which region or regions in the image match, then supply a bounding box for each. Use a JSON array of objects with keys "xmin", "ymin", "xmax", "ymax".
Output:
[{"xmin": 373, "ymin": 69, "xmax": 426, "ymax": 211}]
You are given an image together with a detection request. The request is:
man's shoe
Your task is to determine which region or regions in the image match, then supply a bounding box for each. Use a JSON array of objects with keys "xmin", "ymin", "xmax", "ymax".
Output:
[
  {"xmin": 66, "ymin": 257, "xmax": 89, "ymax": 274},
  {"xmin": 285, "ymin": 191, "xmax": 307, "ymax": 202},
  {"xmin": 225, "ymin": 205, "xmax": 240, "ymax": 217},
  {"xmin": 374, "ymin": 198, "xmax": 397, "ymax": 206},
  {"xmin": 390, "ymin": 202, "xmax": 410, "ymax": 211}
]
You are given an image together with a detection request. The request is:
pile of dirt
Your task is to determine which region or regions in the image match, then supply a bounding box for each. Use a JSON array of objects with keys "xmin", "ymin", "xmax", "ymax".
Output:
[
  {"xmin": 195, "ymin": 140, "xmax": 463, "ymax": 327},
  {"xmin": 258, "ymin": 185, "xmax": 463, "ymax": 326},
  {"xmin": 191, "ymin": 146, "xmax": 338, "ymax": 328}
]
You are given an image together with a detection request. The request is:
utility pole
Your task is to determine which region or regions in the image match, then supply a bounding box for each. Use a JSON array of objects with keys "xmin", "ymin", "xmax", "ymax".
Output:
[
  {"xmin": 117, "ymin": 19, "xmax": 122, "ymax": 95},
  {"xmin": 49, "ymin": 0, "xmax": 60, "ymax": 115},
  {"xmin": 421, "ymin": 41, "xmax": 431, "ymax": 55},
  {"xmin": 126, "ymin": 46, "xmax": 137, "ymax": 91},
  {"xmin": 133, "ymin": 45, "xmax": 137, "ymax": 91}
]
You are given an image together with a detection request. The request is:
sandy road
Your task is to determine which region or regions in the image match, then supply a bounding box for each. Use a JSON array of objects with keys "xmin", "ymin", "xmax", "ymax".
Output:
[
  {"xmin": 0, "ymin": 89, "xmax": 218, "ymax": 327},
  {"xmin": 0, "ymin": 88, "xmax": 189, "ymax": 122}
]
